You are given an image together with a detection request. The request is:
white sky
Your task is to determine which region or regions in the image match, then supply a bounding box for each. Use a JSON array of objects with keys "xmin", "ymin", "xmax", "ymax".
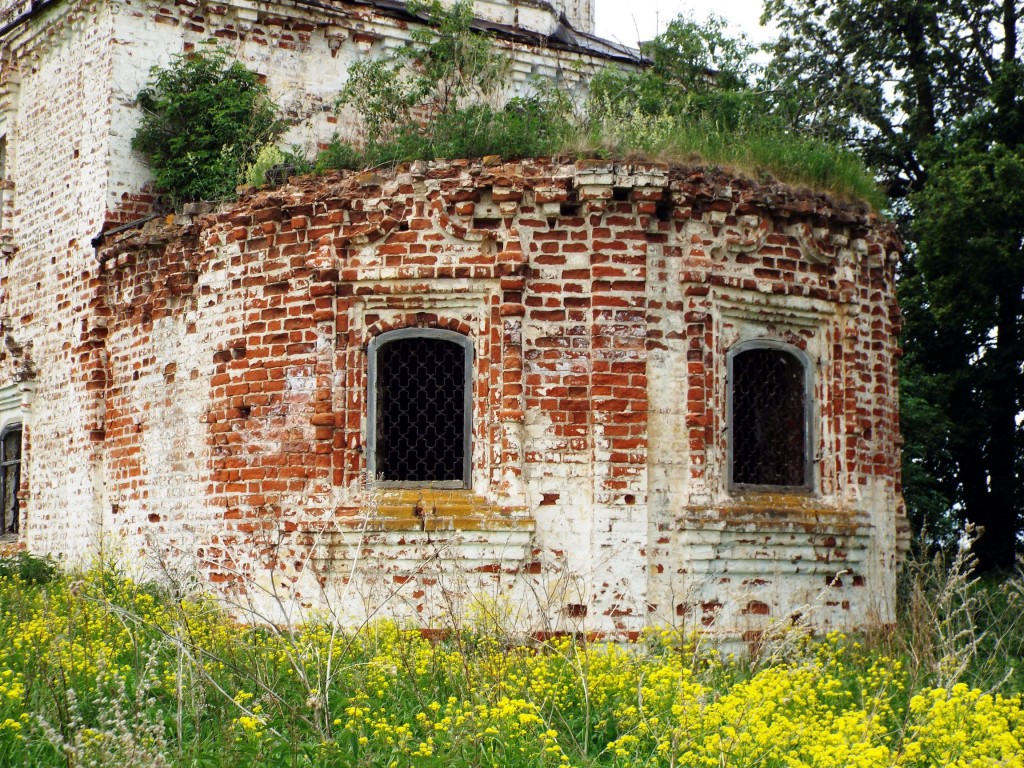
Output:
[{"xmin": 592, "ymin": 0, "xmax": 777, "ymax": 49}]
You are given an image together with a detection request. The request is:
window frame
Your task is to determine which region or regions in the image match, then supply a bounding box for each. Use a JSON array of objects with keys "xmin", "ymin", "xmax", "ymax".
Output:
[
  {"xmin": 0, "ymin": 423, "xmax": 21, "ymax": 534},
  {"xmin": 0, "ymin": 135, "xmax": 7, "ymax": 233},
  {"xmin": 726, "ymin": 339, "xmax": 815, "ymax": 493},
  {"xmin": 366, "ymin": 328, "xmax": 474, "ymax": 489}
]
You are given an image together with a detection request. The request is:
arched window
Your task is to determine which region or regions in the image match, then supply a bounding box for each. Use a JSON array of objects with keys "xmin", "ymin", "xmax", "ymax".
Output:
[
  {"xmin": 367, "ymin": 329, "xmax": 473, "ymax": 488},
  {"xmin": 727, "ymin": 342, "xmax": 812, "ymax": 490},
  {"xmin": 0, "ymin": 425, "xmax": 21, "ymax": 533}
]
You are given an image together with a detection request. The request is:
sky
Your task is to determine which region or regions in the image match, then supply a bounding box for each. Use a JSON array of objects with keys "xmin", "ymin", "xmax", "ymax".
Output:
[{"xmin": 592, "ymin": 0, "xmax": 777, "ymax": 49}]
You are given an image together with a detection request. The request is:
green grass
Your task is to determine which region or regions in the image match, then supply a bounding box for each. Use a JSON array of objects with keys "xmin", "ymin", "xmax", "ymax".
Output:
[
  {"xmin": 576, "ymin": 123, "xmax": 886, "ymax": 210},
  {"xmin": 0, "ymin": 555, "xmax": 1019, "ymax": 767},
  {"xmin": 313, "ymin": 108, "xmax": 885, "ymax": 211}
]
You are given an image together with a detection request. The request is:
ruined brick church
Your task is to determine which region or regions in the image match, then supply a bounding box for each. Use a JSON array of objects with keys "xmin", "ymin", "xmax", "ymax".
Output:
[{"xmin": 0, "ymin": 0, "xmax": 906, "ymax": 640}]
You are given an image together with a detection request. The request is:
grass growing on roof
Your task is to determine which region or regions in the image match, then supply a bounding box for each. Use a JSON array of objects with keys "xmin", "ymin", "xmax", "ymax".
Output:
[
  {"xmin": 311, "ymin": 1, "xmax": 884, "ymax": 210},
  {"xmin": 572, "ymin": 114, "xmax": 886, "ymax": 209}
]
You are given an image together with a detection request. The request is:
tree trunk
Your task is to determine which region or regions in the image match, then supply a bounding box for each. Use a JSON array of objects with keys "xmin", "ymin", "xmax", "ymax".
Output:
[{"xmin": 968, "ymin": 282, "xmax": 1023, "ymax": 571}]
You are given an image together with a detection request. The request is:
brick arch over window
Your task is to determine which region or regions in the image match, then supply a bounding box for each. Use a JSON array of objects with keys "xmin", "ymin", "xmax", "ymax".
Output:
[
  {"xmin": 364, "ymin": 315, "xmax": 475, "ymax": 342},
  {"xmin": 367, "ymin": 328, "xmax": 474, "ymax": 489},
  {"xmin": 727, "ymin": 340, "xmax": 814, "ymax": 491}
]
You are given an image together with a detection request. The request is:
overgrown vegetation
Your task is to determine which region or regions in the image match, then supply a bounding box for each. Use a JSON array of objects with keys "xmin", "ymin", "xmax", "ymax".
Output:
[
  {"xmin": 316, "ymin": 94, "xmax": 575, "ymax": 172},
  {"xmin": 133, "ymin": 47, "xmax": 285, "ymax": 204},
  {"xmin": 0, "ymin": 552, "xmax": 57, "ymax": 584},
  {"xmin": 581, "ymin": 14, "xmax": 885, "ymax": 207},
  {"xmin": 130, "ymin": 5, "xmax": 881, "ymax": 208},
  {"xmin": 245, "ymin": 143, "xmax": 312, "ymax": 189},
  {"xmin": 312, "ymin": 1, "xmax": 882, "ymax": 207},
  {"xmin": 317, "ymin": 0, "xmax": 574, "ymax": 172},
  {"xmin": 0, "ymin": 548, "xmax": 1021, "ymax": 767}
]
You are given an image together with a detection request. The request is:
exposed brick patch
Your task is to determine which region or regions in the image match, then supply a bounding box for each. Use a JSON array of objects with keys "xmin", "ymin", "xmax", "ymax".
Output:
[{"xmin": 5, "ymin": 155, "xmax": 906, "ymax": 639}]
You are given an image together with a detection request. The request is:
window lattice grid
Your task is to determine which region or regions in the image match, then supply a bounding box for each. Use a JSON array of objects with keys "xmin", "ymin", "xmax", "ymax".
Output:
[
  {"xmin": 731, "ymin": 349, "xmax": 807, "ymax": 487},
  {"xmin": 375, "ymin": 337, "xmax": 467, "ymax": 483},
  {"xmin": 1, "ymin": 428, "xmax": 20, "ymax": 534}
]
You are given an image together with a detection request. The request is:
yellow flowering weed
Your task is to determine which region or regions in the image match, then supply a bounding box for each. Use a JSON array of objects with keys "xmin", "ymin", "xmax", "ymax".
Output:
[{"xmin": 0, "ymin": 565, "xmax": 1020, "ymax": 767}]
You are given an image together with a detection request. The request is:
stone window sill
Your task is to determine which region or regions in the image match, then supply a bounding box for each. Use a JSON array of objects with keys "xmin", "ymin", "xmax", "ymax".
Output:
[{"xmin": 339, "ymin": 488, "xmax": 533, "ymax": 533}]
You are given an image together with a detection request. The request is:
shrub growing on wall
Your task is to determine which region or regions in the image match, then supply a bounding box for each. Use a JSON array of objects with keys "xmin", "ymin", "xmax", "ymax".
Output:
[
  {"xmin": 133, "ymin": 48, "xmax": 285, "ymax": 204},
  {"xmin": 318, "ymin": 0, "xmax": 574, "ymax": 169}
]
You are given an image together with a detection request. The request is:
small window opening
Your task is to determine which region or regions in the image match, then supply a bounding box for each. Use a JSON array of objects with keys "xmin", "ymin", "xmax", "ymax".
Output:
[
  {"xmin": 1, "ymin": 426, "xmax": 21, "ymax": 534},
  {"xmin": 368, "ymin": 329, "xmax": 473, "ymax": 488},
  {"xmin": 729, "ymin": 345, "xmax": 810, "ymax": 489},
  {"xmin": 0, "ymin": 136, "xmax": 6, "ymax": 230}
]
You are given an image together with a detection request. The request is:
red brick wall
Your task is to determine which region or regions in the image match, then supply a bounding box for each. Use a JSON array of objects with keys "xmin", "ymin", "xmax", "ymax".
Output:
[{"xmin": 73, "ymin": 159, "xmax": 905, "ymax": 636}]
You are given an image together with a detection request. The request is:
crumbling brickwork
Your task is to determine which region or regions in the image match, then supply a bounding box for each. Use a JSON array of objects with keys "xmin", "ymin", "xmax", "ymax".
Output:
[
  {"xmin": 0, "ymin": 0, "xmax": 630, "ymax": 562},
  {"xmin": 0, "ymin": 0, "xmax": 907, "ymax": 640},
  {"xmin": 69, "ymin": 159, "xmax": 906, "ymax": 639},
  {"xmin": 1, "ymin": 0, "xmax": 625, "ymax": 224}
]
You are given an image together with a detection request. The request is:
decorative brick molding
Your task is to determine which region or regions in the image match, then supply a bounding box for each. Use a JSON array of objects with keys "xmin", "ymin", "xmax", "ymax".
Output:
[{"xmin": 25, "ymin": 158, "xmax": 907, "ymax": 640}]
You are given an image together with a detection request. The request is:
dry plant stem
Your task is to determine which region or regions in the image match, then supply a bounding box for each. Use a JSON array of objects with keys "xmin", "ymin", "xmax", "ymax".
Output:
[
  {"xmin": 5, "ymin": 552, "xmax": 1024, "ymax": 767},
  {"xmin": 119, "ymin": 482, "xmax": 460, "ymax": 742},
  {"xmin": 36, "ymin": 662, "xmax": 172, "ymax": 768}
]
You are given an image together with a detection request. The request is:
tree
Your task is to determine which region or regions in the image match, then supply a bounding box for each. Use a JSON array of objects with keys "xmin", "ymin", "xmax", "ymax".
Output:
[
  {"xmin": 336, "ymin": 0, "xmax": 511, "ymax": 145},
  {"xmin": 588, "ymin": 14, "xmax": 762, "ymax": 132},
  {"xmin": 763, "ymin": 0, "xmax": 1024, "ymax": 568},
  {"xmin": 909, "ymin": 127, "xmax": 1024, "ymax": 567},
  {"xmin": 321, "ymin": 0, "xmax": 572, "ymax": 169},
  {"xmin": 133, "ymin": 47, "xmax": 285, "ymax": 204}
]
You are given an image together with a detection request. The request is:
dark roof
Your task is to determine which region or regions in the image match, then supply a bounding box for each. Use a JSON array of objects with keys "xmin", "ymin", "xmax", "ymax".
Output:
[
  {"xmin": 297, "ymin": 0, "xmax": 643, "ymax": 64},
  {"xmin": 1, "ymin": 0, "xmax": 644, "ymax": 65}
]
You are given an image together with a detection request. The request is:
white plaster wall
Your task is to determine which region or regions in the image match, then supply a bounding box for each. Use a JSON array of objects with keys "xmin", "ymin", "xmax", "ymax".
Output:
[
  {"xmin": 2, "ymin": 2, "xmax": 116, "ymax": 561},
  {"xmin": 439, "ymin": 0, "xmax": 593, "ymax": 34},
  {"xmin": 106, "ymin": 310, "xmax": 216, "ymax": 570},
  {"xmin": 104, "ymin": 0, "xmax": 623, "ymax": 213},
  {"xmin": 0, "ymin": 0, "xmax": 31, "ymax": 26}
]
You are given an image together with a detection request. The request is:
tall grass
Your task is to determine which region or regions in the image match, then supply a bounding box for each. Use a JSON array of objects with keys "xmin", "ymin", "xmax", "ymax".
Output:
[
  {"xmin": 574, "ymin": 106, "xmax": 886, "ymax": 209},
  {"xmin": 889, "ymin": 527, "xmax": 1024, "ymax": 694},
  {"xmin": 316, "ymin": 112, "xmax": 886, "ymax": 212},
  {"xmin": 0, "ymin": 549, "xmax": 1020, "ymax": 767}
]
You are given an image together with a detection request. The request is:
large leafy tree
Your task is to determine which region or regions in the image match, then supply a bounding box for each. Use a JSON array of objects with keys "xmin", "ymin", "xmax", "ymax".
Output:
[{"xmin": 763, "ymin": 0, "xmax": 1024, "ymax": 568}]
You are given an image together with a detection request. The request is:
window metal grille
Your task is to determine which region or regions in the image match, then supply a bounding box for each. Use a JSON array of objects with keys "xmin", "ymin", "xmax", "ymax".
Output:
[
  {"xmin": 0, "ymin": 426, "xmax": 20, "ymax": 534},
  {"xmin": 367, "ymin": 329, "xmax": 473, "ymax": 488},
  {"xmin": 730, "ymin": 348, "xmax": 808, "ymax": 488},
  {"xmin": 0, "ymin": 137, "xmax": 6, "ymax": 232}
]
